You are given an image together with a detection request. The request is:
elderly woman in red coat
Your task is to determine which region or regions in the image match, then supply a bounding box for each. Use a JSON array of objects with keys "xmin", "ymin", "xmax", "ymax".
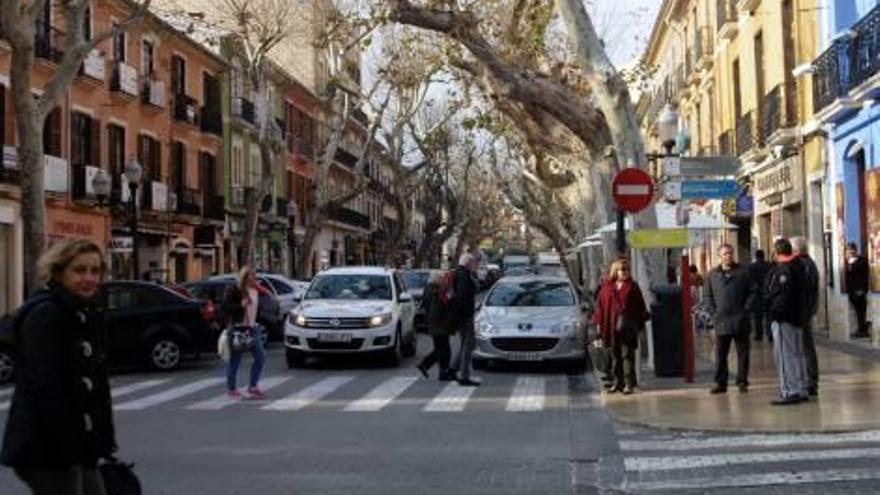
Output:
[{"xmin": 592, "ymin": 259, "xmax": 649, "ymax": 395}]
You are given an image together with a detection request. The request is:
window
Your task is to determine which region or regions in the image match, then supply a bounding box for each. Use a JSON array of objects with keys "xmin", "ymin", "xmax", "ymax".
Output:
[
  {"xmin": 107, "ymin": 286, "xmax": 136, "ymax": 309},
  {"xmin": 107, "ymin": 125, "xmax": 125, "ymax": 179},
  {"xmin": 71, "ymin": 112, "xmax": 100, "ymax": 167},
  {"xmin": 203, "ymin": 72, "xmax": 220, "ymax": 112},
  {"xmin": 112, "ymin": 25, "xmax": 125, "ymax": 62},
  {"xmin": 485, "ymin": 281, "xmax": 576, "ymax": 307},
  {"xmin": 200, "ymin": 152, "xmax": 217, "ymax": 195},
  {"xmin": 42, "ymin": 107, "xmax": 62, "ymax": 156},
  {"xmin": 142, "ymin": 39, "xmax": 155, "ymax": 75},
  {"xmin": 264, "ymin": 277, "xmax": 293, "ymax": 295},
  {"xmin": 172, "ymin": 141, "xmax": 186, "ymax": 189},
  {"xmin": 82, "ymin": 2, "xmax": 92, "ymax": 41},
  {"xmin": 137, "ymin": 134, "xmax": 161, "ymax": 183},
  {"xmin": 171, "ymin": 55, "xmax": 186, "ymax": 96},
  {"xmin": 304, "ymin": 274, "xmax": 392, "ymax": 300}
]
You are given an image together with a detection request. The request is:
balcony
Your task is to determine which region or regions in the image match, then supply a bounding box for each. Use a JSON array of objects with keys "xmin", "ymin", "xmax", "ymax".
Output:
[
  {"xmin": 735, "ymin": 111, "xmax": 762, "ymax": 157},
  {"xmin": 35, "ymin": 25, "xmax": 64, "ymax": 64},
  {"xmin": 717, "ymin": 0, "xmax": 738, "ymax": 40},
  {"xmin": 71, "ymin": 164, "xmax": 105, "ymax": 201},
  {"xmin": 761, "ymin": 82, "xmax": 798, "ymax": 145},
  {"xmin": 141, "ymin": 181, "xmax": 169, "ymax": 211},
  {"xmin": 44, "ymin": 155, "xmax": 69, "ymax": 193},
  {"xmin": 176, "ymin": 187, "xmax": 202, "ymax": 216},
  {"xmin": 327, "ymin": 203, "xmax": 370, "ymax": 230},
  {"xmin": 736, "ymin": 0, "xmax": 760, "ymax": 14},
  {"xmin": 141, "ymin": 78, "xmax": 165, "ymax": 109},
  {"xmin": 694, "ymin": 27, "xmax": 713, "ymax": 72},
  {"xmin": 110, "ymin": 61, "xmax": 138, "ymax": 99},
  {"xmin": 718, "ymin": 130, "xmax": 734, "ymax": 156},
  {"xmin": 203, "ymin": 193, "xmax": 225, "ymax": 220},
  {"xmin": 200, "ymin": 106, "xmax": 222, "ymax": 137},
  {"xmin": 232, "ymin": 97, "xmax": 256, "ymax": 126},
  {"xmin": 77, "ymin": 49, "xmax": 105, "ymax": 83},
  {"xmin": 173, "ymin": 94, "xmax": 199, "ymax": 126},
  {"xmin": 334, "ymin": 147, "xmax": 359, "ymax": 169}
]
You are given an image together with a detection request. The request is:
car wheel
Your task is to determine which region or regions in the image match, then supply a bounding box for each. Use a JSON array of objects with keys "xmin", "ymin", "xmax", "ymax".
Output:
[
  {"xmin": 0, "ymin": 345, "xmax": 15, "ymax": 385},
  {"xmin": 285, "ymin": 349, "xmax": 305, "ymax": 369},
  {"xmin": 148, "ymin": 335, "xmax": 183, "ymax": 371},
  {"xmin": 384, "ymin": 328, "xmax": 403, "ymax": 367},
  {"xmin": 402, "ymin": 329, "xmax": 417, "ymax": 357}
]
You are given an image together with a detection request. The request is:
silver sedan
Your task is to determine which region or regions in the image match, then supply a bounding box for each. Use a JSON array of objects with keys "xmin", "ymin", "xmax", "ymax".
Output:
[{"xmin": 473, "ymin": 276, "xmax": 587, "ymax": 372}]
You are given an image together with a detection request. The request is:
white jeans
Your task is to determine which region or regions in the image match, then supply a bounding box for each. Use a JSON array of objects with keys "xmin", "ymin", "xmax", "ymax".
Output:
[{"xmin": 771, "ymin": 321, "xmax": 808, "ymax": 398}]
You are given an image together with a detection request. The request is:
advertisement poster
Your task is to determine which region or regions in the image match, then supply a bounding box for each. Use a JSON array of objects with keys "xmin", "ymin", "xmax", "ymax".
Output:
[
  {"xmin": 867, "ymin": 169, "xmax": 880, "ymax": 292},
  {"xmin": 837, "ymin": 183, "xmax": 847, "ymax": 293}
]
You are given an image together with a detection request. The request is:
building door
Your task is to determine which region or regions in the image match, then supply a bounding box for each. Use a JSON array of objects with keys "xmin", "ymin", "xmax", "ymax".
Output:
[{"xmin": 174, "ymin": 253, "xmax": 187, "ymax": 283}]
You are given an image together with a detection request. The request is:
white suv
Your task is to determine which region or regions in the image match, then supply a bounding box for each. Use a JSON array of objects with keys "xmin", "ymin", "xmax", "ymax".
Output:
[{"xmin": 284, "ymin": 267, "xmax": 417, "ymax": 367}]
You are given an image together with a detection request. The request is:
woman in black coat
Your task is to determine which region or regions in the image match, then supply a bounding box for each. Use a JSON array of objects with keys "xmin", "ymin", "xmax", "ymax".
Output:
[
  {"xmin": 416, "ymin": 272, "xmax": 456, "ymax": 381},
  {"xmin": 1, "ymin": 239, "xmax": 116, "ymax": 495}
]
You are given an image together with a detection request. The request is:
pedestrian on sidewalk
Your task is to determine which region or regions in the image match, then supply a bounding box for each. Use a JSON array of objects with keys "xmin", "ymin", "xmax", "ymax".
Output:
[
  {"xmin": 417, "ymin": 271, "xmax": 456, "ymax": 381},
  {"xmin": 2, "ymin": 239, "xmax": 117, "ymax": 495},
  {"xmin": 449, "ymin": 253, "xmax": 481, "ymax": 387},
  {"xmin": 792, "ymin": 236, "xmax": 820, "ymax": 396},
  {"xmin": 845, "ymin": 242, "xmax": 871, "ymax": 339},
  {"xmin": 748, "ymin": 249, "xmax": 772, "ymax": 342},
  {"xmin": 705, "ymin": 243, "xmax": 756, "ymax": 394},
  {"xmin": 592, "ymin": 259, "xmax": 649, "ymax": 395},
  {"xmin": 766, "ymin": 238, "xmax": 810, "ymax": 406},
  {"xmin": 592, "ymin": 269, "xmax": 614, "ymax": 389},
  {"xmin": 221, "ymin": 266, "xmax": 268, "ymax": 400}
]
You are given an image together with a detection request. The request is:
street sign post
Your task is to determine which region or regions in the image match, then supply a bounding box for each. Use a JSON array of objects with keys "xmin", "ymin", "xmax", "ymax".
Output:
[
  {"xmin": 663, "ymin": 157, "xmax": 739, "ymax": 176},
  {"xmin": 680, "ymin": 180, "xmax": 739, "ymax": 200}
]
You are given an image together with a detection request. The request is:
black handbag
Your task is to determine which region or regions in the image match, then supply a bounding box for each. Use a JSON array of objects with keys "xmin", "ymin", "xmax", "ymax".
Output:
[
  {"xmin": 100, "ymin": 457, "xmax": 142, "ymax": 495},
  {"xmin": 228, "ymin": 324, "xmax": 255, "ymax": 353}
]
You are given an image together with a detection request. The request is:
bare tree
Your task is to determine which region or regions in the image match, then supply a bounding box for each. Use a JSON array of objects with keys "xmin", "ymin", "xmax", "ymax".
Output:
[{"xmin": 1, "ymin": 0, "xmax": 150, "ymax": 293}]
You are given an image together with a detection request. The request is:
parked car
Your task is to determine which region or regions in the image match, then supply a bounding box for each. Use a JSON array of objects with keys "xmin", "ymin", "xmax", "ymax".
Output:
[
  {"xmin": 401, "ymin": 269, "xmax": 446, "ymax": 332},
  {"xmin": 0, "ymin": 314, "xmax": 14, "ymax": 385},
  {"xmin": 183, "ymin": 276, "xmax": 284, "ymax": 341},
  {"xmin": 255, "ymin": 273, "xmax": 311, "ymax": 316},
  {"xmin": 285, "ymin": 266, "xmax": 417, "ymax": 367},
  {"xmin": 101, "ymin": 281, "xmax": 221, "ymax": 370},
  {"xmin": 473, "ymin": 275, "xmax": 586, "ymax": 372}
]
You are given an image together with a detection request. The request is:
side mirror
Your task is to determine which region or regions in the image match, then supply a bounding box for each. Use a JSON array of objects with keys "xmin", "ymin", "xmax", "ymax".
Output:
[
  {"xmin": 292, "ymin": 294, "xmax": 303, "ymax": 303},
  {"xmin": 399, "ymin": 292, "xmax": 413, "ymax": 303}
]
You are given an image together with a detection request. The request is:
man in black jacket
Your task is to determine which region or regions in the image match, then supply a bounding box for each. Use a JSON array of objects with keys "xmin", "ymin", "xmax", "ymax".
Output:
[
  {"xmin": 845, "ymin": 242, "xmax": 871, "ymax": 338},
  {"xmin": 705, "ymin": 243, "xmax": 756, "ymax": 394},
  {"xmin": 792, "ymin": 236, "xmax": 820, "ymax": 396},
  {"xmin": 765, "ymin": 238, "xmax": 810, "ymax": 405},
  {"xmin": 747, "ymin": 250, "xmax": 772, "ymax": 341},
  {"xmin": 449, "ymin": 253, "xmax": 480, "ymax": 386}
]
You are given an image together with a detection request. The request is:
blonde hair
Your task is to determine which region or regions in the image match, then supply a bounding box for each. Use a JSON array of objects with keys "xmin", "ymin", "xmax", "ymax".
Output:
[
  {"xmin": 37, "ymin": 238, "xmax": 106, "ymax": 285},
  {"xmin": 238, "ymin": 265, "xmax": 254, "ymax": 294},
  {"xmin": 609, "ymin": 259, "xmax": 629, "ymax": 281}
]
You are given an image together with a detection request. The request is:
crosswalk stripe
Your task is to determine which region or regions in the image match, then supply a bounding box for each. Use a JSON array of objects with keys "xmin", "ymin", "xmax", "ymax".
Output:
[
  {"xmin": 114, "ymin": 378, "xmax": 224, "ymax": 411},
  {"xmin": 625, "ymin": 467, "xmax": 880, "ymax": 491},
  {"xmin": 621, "ymin": 429, "xmax": 880, "ymax": 452},
  {"xmin": 112, "ymin": 379, "xmax": 170, "ymax": 399},
  {"xmin": 625, "ymin": 447, "xmax": 880, "ymax": 472},
  {"xmin": 345, "ymin": 376, "xmax": 419, "ymax": 412},
  {"xmin": 186, "ymin": 376, "xmax": 293, "ymax": 410},
  {"xmin": 506, "ymin": 376, "xmax": 545, "ymax": 412},
  {"xmin": 424, "ymin": 382, "xmax": 478, "ymax": 412},
  {"xmin": 263, "ymin": 376, "xmax": 354, "ymax": 411}
]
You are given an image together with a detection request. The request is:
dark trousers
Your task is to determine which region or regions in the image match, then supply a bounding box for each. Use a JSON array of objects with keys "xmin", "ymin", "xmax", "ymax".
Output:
[
  {"xmin": 752, "ymin": 310, "xmax": 770, "ymax": 340},
  {"xmin": 849, "ymin": 292, "xmax": 869, "ymax": 334},
  {"xmin": 611, "ymin": 335, "xmax": 637, "ymax": 388},
  {"xmin": 803, "ymin": 324, "xmax": 819, "ymax": 390},
  {"xmin": 714, "ymin": 331, "xmax": 750, "ymax": 387},
  {"xmin": 419, "ymin": 335, "xmax": 451, "ymax": 373},
  {"xmin": 15, "ymin": 465, "xmax": 107, "ymax": 495}
]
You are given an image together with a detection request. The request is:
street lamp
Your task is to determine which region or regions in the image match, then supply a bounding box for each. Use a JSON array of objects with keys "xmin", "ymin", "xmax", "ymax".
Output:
[
  {"xmin": 124, "ymin": 156, "xmax": 143, "ymax": 280},
  {"xmin": 92, "ymin": 169, "xmax": 112, "ymax": 205},
  {"xmin": 657, "ymin": 104, "xmax": 680, "ymax": 155}
]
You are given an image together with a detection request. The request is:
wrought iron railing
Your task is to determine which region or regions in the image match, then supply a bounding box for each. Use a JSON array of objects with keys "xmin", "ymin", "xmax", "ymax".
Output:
[
  {"xmin": 735, "ymin": 111, "xmax": 761, "ymax": 156},
  {"xmin": 200, "ymin": 106, "xmax": 222, "ymax": 136},
  {"xmin": 718, "ymin": 130, "xmax": 734, "ymax": 156},
  {"xmin": 327, "ymin": 204, "xmax": 370, "ymax": 230},
  {"xmin": 716, "ymin": 0, "xmax": 737, "ymax": 33},
  {"xmin": 174, "ymin": 94, "xmax": 199, "ymax": 125},
  {"xmin": 693, "ymin": 27, "xmax": 713, "ymax": 66},
  {"xmin": 35, "ymin": 25, "xmax": 64, "ymax": 64},
  {"xmin": 761, "ymin": 82, "xmax": 798, "ymax": 139},
  {"xmin": 0, "ymin": 167, "xmax": 20, "ymax": 185},
  {"xmin": 233, "ymin": 97, "xmax": 256, "ymax": 125},
  {"xmin": 176, "ymin": 187, "xmax": 202, "ymax": 216},
  {"xmin": 203, "ymin": 193, "xmax": 225, "ymax": 220}
]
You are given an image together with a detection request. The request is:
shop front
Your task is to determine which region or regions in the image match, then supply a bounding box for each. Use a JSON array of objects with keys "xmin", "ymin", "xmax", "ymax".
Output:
[
  {"xmin": 752, "ymin": 155, "xmax": 804, "ymax": 254},
  {"xmin": 0, "ymin": 200, "xmax": 23, "ymax": 314}
]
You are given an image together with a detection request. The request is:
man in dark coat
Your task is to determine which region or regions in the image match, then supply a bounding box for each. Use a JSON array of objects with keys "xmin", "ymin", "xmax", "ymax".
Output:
[
  {"xmin": 765, "ymin": 238, "xmax": 810, "ymax": 405},
  {"xmin": 449, "ymin": 253, "xmax": 480, "ymax": 386},
  {"xmin": 747, "ymin": 250, "xmax": 772, "ymax": 341},
  {"xmin": 845, "ymin": 242, "xmax": 871, "ymax": 338},
  {"xmin": 705, "ymin": 243, "xmax": 756, "ymax": 394},
  {"xmin": 793, "ymin": 236, "xmax": 820, "ymax": 396}
]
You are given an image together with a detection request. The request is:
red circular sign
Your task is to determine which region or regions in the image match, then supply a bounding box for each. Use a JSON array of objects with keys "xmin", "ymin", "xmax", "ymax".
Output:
[{"xmin": 612, "ymin": 168, "xmax": 655, "ymax": 213}]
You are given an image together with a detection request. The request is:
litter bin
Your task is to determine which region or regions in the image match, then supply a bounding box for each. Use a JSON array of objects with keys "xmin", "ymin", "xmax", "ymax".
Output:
[{"xmin": 650, "ymin": 284, "xmax": 684, "ymax": 377}]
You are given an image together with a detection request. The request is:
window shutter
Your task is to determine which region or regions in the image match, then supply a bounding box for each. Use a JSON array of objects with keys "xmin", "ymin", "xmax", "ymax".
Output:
[
  {"xmin": 70, "ymin": 113, "xmax": 82, "ymax": 165},
  {"xmin": 153, "ymin": 139, "xmax": 161, "ymax": 183},
  {"xmin": 90, "ymin": 117, "xmax": 101, "ymax": 167}
]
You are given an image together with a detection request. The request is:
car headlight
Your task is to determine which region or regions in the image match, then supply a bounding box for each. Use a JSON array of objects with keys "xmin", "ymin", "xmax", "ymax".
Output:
[
  {"xmin": 290, "ymin": 312, "xmax": 307, "ymax": 327},
  {"xmin": 477, "ymin": 321, "xmax": 498, "ymax": 336},
  {"xmin": 369, "ymin": 313, "xmax": 393, "ymax": 327},
  {"xmin": 551, "ymin": 321, "xmax": 580, "ymax": 336}
]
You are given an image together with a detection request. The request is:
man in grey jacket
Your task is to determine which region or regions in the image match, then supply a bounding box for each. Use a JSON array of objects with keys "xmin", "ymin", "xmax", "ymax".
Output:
[
  {"xmin": 705, "ymin": 243, "xmax": 756, "ymax": 394},
  {"xmin": 792, "ymin": 236, "xmax": 820, "ymax": 396}
]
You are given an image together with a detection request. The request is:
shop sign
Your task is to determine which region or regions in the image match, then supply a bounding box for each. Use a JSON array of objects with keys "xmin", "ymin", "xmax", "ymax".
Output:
[
  {"xmin": 151, "ymin": 182, "xmax": 168, "ymax": 211},
  {"xmin": 110, "ymin": 236, "xmax": 133, "ymax": 254},
  {"xmin": 754, "ymin": 156, "xmax": 802, "ymax": 216},
  {"xmin": 52, "ymin": 220, "xmax": 93, "ymax": 237},
  {"xmin": 44, "ymin": 155, "xmax": 69, "ymax": 193}
]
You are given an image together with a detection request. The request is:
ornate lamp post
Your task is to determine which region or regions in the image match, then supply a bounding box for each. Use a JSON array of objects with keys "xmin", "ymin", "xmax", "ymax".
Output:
[{"xmin": 124, "ymin": 156, "xmax": 143, "ymax": 280}]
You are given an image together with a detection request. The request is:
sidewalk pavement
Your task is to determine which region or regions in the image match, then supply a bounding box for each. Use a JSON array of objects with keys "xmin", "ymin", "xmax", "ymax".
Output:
[{"xmin": 600, "ymin": 332, "xmax": 880, "ymax": 433}]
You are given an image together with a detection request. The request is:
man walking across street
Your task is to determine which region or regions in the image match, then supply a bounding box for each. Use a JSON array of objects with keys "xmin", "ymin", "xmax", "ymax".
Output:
[
  {"xmin": 748, "ymin": 250, "xmax": 772, "ymax": 342},
  {"xmin": 449, "ymin": 253, "xmax": 480, "ymax": 387},
  {"xmin": 766, "ymin": 238, "xmax": 810, "ymax": 405},
  {"xmin": 792, "ymin": 236, "xmax": 820, "ymax": 396},
  {"xmin": 705, "ymin": 244, "xmax": 755, "ymax": 394},
  {"xmin": 845, "ymin": 242, "xmax": 871, "ymax": 339}
]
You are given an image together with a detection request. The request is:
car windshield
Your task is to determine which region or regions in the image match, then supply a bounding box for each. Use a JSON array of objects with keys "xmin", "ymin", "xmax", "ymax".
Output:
[
  {"xmin": 304, "ymin": 274, "xmax": 392, "ymax": 300},
  {"xmin": 485, "ymin": 280, "xmax": 575, "ymax": 307},
  {"xmin": 402, "ymin": 271, "xmax": 430, "ymax": 290}
]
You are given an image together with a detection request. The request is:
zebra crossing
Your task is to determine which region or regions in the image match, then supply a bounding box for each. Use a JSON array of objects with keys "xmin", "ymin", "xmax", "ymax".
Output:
[
  {"xmin": 0, "ymin": 373, "xmax": 570, "ymax": 414},
  {"xmin": 618, "ymin": 428, "xmax": 880, "ymax": 492}
]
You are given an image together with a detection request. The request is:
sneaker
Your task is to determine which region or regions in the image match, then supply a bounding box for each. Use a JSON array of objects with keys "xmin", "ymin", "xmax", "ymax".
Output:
[
  {"xmin": 227, "ymin": 389, "xmax": 243, "ymax": 399},
  {"xmin": 623, "ymin": 385, "xmax": 634, "ymax": 395},
  {"xmin": 247, "ymin": 387, "xmax": 267, "ymax": 400}
]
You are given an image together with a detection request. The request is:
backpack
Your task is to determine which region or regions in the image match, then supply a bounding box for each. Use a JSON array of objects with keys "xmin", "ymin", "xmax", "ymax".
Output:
[{"xmin": 437, "ymin": 271, "xmax": 455, "ymax": 307}]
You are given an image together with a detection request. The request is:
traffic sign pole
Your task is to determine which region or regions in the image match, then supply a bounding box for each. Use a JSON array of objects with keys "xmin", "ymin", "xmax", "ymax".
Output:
[{"xmin": 615, "ymin": 209, "xmax": 626, "ymax": 254}]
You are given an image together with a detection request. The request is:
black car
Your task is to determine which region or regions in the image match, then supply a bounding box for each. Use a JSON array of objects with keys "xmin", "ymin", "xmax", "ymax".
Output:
[{"xmin": 183, "ymin": 278, "xmax": 283, "ymax": 340}]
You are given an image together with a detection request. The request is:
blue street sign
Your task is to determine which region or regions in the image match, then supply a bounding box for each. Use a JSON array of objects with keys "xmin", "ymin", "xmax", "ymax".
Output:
[{"xmin": 680, "ymin": 180, "xmax": 739, "ymax": 200}]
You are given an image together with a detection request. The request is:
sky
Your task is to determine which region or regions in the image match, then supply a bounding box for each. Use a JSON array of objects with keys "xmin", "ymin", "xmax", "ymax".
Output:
[{"xmin": 587, "ymin": 0, "xmax": 661, "ymax": 68}]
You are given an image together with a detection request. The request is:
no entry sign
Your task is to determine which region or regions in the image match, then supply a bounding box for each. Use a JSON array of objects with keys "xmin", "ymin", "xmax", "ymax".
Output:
[{"xmin": 612, "ymin": 168, "xmax": 655, "ymax": 213}]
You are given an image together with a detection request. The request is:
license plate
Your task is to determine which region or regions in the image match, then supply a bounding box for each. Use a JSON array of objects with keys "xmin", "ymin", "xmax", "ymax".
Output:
[
  {"xmin": 507, "ymin": 352, "xmax": 541, "ymax": 361},
  {"xmin": 317, "ymin": 332, "xmax": 352, "ymax": 343}
]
